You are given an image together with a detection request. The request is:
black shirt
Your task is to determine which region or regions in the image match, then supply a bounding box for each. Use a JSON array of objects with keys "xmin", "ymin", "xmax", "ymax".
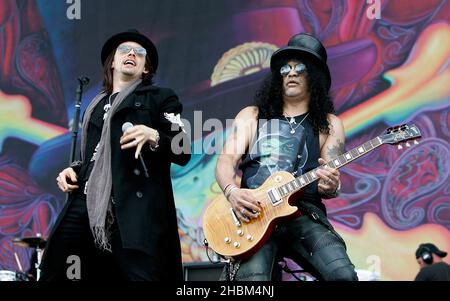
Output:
[
  {"xmin": 415, "ymin": 262, "xmax": 450, "ymax": 281},
  {"xmin": 239, "ymin": 113, "xmax": 325, "ymax": 213},
  {"xmin": 75, "ymin": 92, "xmax": 118, "ymax": 197}
]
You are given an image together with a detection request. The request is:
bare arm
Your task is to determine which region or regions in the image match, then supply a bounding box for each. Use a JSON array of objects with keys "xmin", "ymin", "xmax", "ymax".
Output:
[
  {"xmin": 316, "ymin": 114, "xmax": 345, "ymax": 198},
  {"xmin": 215, "ymin": 107, "xmax": 253, "ymax": 191},
  {"xmin": 215, "ymin": 106, "xmax": 261, "ymax": 222}
]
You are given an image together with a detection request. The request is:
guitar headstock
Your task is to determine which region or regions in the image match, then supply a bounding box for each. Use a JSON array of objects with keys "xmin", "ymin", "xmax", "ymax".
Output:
[{"xmin": 380, "ymin": 124, "xmax": 421, "ymax": 148}]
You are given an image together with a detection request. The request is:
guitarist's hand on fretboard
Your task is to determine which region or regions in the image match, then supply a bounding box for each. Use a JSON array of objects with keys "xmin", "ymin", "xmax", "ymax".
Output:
[
  {"xmin": 316, "ymin": 157, "xmax": 341, "ymax": 198},
  {"xmin": 228, "ymin": 188, "xmax": 262, "ymax": 223}
]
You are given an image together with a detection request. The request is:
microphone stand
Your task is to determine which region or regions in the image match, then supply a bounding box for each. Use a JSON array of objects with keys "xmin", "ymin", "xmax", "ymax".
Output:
[{"xmin": 65, "ymin": 76, "xmax": 90, "ymax": 203}]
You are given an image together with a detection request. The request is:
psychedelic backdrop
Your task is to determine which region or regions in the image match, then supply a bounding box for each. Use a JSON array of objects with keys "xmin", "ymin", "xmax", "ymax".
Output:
[{"xmin": 0, "ymin": 0, "xmax": 449, "ymax": 280}]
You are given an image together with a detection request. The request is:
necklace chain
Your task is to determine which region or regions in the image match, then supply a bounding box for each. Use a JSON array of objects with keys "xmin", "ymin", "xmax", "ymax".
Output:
[
  {"xmin": 283, "ymin": 112, "xmax": 309, "ymax": 134},
  {"xmin": 103, "ymin": 94, "xmax": 114, "ymax": 120}
]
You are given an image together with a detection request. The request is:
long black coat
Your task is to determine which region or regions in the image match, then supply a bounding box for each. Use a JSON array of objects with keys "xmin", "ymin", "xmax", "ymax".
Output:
[
  {"xmin": 43, "ymin": 84, "xmax": 191, "ymax": 280},
  {"xmin": 107, "ymin": 84, "xmax": 191, "ymax": 278}
]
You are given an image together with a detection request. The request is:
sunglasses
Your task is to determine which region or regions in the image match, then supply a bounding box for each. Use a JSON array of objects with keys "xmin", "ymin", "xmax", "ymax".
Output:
[
  {"xmin": 117, "ymin": 44, "xmax": 147, "ymax": 57},
  {"xmin": 280, "ymin": 63, "xmax": 307, "ymax": 76}
]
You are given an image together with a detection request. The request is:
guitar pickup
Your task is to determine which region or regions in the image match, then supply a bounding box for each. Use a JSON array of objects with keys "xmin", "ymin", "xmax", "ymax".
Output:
[{"xmin": 267, "ymin": 188, "xmax": 282, "ymax": 206}]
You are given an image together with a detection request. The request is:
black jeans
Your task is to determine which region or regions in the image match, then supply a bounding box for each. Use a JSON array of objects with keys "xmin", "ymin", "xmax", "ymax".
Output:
[
  {"xmin": 40, "ymin": 196, "xmax": 158, "ymax": 281},
  {"xmin": 221, "ymin": 205, "xmax": 358, "ymax": 281}
]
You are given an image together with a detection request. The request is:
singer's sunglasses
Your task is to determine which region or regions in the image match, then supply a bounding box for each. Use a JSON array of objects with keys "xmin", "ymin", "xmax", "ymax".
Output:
[
  {"xmin": 280, "ymin": 63, "xmax": 307, "ymax": 77},
  {"xmin": 117, "ymin": 44, "xmax": 147, "ymax": 57}
]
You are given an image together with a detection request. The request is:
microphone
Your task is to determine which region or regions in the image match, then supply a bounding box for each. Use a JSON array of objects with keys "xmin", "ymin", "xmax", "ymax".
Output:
[{"xmin": 122, "ymin": 122, "xmax": 150, "ymax": 178}]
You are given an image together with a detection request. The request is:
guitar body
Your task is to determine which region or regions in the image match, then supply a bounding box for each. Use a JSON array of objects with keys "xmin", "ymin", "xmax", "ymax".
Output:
[
  {"xmin": 203, "ymin": 124, "xmax": 421, "ymax": 260},
  {"xmin": 203, "ymin": 171, "xmax": 302, "ymax": 260}
]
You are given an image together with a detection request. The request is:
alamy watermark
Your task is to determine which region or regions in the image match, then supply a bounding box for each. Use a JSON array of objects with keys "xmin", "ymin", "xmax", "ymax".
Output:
[
  {"xmin": 66, "ymin": 0, "xmax": 81, "ymax": 20},
  {"xmin": 65, "ymin": 1, "xmax": 380, "ymax": 22},
  {"xmin": 169, "ymin": 111, "xmax": 287, "ymax": 157},
  {"xmin": 66, "ymin": 255, "xmax": 81, "ymax": 280},
  {"xmin": 366, "ymin": 0, "xmax": 381, "ymax": 20}
]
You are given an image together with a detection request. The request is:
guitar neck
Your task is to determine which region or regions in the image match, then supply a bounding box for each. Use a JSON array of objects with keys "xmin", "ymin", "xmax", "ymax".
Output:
[{"xmin": 277, "ymin": 136, "xmax": 384, "ymax": 196}]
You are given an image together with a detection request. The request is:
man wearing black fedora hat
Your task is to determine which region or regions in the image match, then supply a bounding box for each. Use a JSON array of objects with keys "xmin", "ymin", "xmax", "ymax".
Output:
[
  {"xmin": 415, "ymin": 243, "xmax": 450, "ymax": 281},
  {"xmin": 215, "ymin": 33, "xmax": 358, "ymax": 281},
  {"xmin": 40, "ymin": 29, "xmax": 190, "ymax": 280}
]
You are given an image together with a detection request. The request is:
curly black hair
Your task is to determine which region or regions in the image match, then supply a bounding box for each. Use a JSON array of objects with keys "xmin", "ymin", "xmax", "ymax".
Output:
[{"xmin": 254, "ymin": 56, "xmax": 334, "ymax": 135}]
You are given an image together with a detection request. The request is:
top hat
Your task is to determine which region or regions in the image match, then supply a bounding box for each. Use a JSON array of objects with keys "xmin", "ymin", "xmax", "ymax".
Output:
[{"xmin": 270, "ymin": 33, "xmax": 331, "ymax": 90}]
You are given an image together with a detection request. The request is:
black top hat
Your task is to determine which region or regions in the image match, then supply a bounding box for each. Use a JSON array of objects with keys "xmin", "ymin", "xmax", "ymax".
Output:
[
  {"xmin": 101, "ymin": 29, "xmax": 158, "ymax": 71},
  {"xmin": 270, "ymin": 33, "xmax": 331, "ymax": 91},
  {"xmin": 415, "ymin": 243, "xmax": 448, "ymax": 259}
]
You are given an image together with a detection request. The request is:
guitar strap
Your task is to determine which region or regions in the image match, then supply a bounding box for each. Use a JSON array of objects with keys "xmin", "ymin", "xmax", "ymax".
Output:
[{"xmin": 289, "ymin": 128, "xmax": 346, "ymax": 247}]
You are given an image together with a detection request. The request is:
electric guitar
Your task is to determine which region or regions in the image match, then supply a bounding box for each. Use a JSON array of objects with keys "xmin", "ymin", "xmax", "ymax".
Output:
[{"xmin": 203, "ymin": 124, "xmax": 422, "ymax": 259}]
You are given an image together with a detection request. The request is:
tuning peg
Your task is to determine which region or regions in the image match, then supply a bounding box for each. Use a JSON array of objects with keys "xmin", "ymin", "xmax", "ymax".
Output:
[
  {"xmin": 414, "ymin": 140, "xmax": 419, "ymax": 145},
  {"xmin": 397, "ymin": 144, "xmax": 403, "ymax": 150},
  {"xmin": 406, "ymin": 141, "xmax": 411, "ymax": 147}
]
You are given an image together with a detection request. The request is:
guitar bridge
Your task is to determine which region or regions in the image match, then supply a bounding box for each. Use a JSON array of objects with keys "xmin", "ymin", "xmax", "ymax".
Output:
[{"xmin": 267, "ymin": 188, "xmax": 282, "ymax": 206}]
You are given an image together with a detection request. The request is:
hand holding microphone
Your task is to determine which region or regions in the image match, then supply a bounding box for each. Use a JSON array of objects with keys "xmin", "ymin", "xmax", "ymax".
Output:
[{"xmin": 121, "ymin": 122, "xmax": 155, "ymax": 178}]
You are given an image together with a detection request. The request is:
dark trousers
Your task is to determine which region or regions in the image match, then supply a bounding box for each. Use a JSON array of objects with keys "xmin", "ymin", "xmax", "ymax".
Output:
[
  {"xmin": 40, "ymin": 196, "xmax": 157, "ymax": 281},
  {"xmin": 221, "ymin": 207, "xmax": 358, "ymax": 281}
]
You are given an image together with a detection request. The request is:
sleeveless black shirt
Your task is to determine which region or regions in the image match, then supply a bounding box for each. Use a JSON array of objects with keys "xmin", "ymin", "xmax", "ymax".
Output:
[{"xmin": 239, "ymin": 113, "xmax": 326, "ymax": 213}]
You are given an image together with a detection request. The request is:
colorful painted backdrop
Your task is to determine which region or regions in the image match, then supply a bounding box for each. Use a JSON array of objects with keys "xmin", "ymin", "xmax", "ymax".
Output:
[{"xmin": 0, "ymin": 0, "xmax": 449, "ymax": 280}]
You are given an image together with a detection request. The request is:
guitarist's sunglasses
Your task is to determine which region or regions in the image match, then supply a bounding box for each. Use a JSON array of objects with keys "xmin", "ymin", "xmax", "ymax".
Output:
[{"xmin": 280, "ymin": 63, "xmax": 307, "ymax": 77}]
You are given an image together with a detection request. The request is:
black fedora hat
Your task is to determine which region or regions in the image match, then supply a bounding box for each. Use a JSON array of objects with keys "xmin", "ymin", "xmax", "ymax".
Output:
[
  {"xmin": 101, "ymin": 29, "xmax": 158, "ymax": 71},
  {"xmin": 270, "ymin": 33, "xmax": 331, "ymax": 90}
]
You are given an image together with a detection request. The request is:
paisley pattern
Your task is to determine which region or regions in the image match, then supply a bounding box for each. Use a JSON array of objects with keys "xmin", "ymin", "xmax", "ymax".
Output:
[
  {"xmin": 381, "ymin": 138, "xmax": 449, "ymax": 230},
  {"xmin": 0, "ymin": 1, "xmax": 448, "ymax": 278}
]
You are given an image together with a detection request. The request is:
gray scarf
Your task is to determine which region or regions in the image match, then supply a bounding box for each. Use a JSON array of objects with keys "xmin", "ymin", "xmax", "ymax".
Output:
[{"xmin": 81, "ymin": 79, "xmax": 142, "ymax": 251}]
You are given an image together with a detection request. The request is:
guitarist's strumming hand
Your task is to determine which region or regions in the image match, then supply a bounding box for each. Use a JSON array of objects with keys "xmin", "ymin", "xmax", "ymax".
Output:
[
  {"xmin": 316, "ymin": 157, "xmax": 340, "ymax": 198},
  {"xmin": 227, "ymin": 188, "xmax": 262, "ymax": 223}
]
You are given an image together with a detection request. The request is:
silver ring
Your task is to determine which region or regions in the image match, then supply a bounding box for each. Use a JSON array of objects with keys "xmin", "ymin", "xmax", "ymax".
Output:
[{"xmin": 241, "ymin": 208, "xmax": 246, "ymax": 215}]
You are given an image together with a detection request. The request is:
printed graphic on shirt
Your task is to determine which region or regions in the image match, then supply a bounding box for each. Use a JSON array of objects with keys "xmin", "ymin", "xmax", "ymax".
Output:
[{"xmin": 246, "ymin": 119, "xmax": 308, "ymax": 189}]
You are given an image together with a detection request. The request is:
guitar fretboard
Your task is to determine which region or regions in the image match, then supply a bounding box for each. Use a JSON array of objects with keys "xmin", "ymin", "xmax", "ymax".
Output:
[{"xmin": 276, "ymin": 136, "xmax": 383, "ymax": 197}]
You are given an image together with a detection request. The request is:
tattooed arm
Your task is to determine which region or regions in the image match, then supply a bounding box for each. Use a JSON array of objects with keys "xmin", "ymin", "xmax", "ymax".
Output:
[{"xmin": 316, "ymin": 114, "xmax": 345, "ymax": 198}]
